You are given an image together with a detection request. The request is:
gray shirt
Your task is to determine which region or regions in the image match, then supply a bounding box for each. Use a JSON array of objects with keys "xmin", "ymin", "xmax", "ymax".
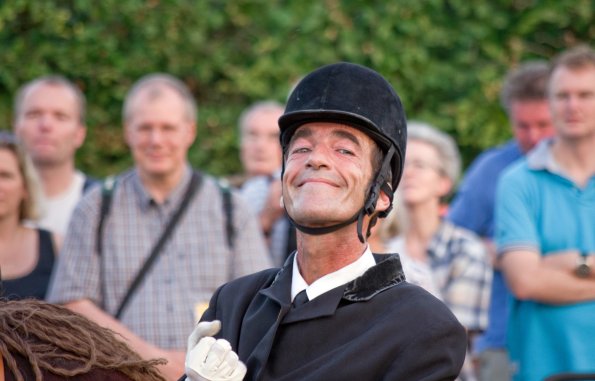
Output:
[{"xmin": 48, "ymin": 166, "xmax": 272, "ymax": 349}]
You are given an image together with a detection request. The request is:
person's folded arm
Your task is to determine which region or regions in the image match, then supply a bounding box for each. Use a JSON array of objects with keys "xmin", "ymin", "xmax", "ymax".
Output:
[
  {"xmin": 501, "ymin": 249, "xmax": 595, "ymax": 304},
  {"xmin": 541, "ymin": 250, "xmax": 595, "ymax": 279}
]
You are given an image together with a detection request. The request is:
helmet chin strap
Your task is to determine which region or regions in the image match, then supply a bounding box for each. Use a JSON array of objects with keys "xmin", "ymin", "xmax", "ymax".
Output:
[
  {"xmin": 287, "ymin": 208, "xmax": 362, "ymax": 237},
  {"xmin": 286, "ymin": 146, "xmax": 396, "ymax": 244}
]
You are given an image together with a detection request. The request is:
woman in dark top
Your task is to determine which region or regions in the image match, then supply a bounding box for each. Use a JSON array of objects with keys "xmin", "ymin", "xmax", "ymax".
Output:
[
  {"xmin": 0, "ymin": 132, "xmax": 58, "ymax": 300},
  {"xmin": 0, "ymin": 299, "xmax": 166, "ymax": 381}
]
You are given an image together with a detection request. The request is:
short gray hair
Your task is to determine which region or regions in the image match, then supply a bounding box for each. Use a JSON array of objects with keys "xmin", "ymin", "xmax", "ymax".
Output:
[
  {"xmin": 406, "ymin": 121, "xmax": 461, "ymax": 185},
  {"xmin": 238, "ymin": 100, "xmax": 284, "ymax": 134},
  {"xmin": 14, "ymin": 75, "xmax": 86, "ymax": 124},
  {"xmin": 123, "ymin": 73, "xmax": 197, "ymax": 123},
  {"xmin": 550, "ymin": 44, "xmax": 595, "ymax": 74}
]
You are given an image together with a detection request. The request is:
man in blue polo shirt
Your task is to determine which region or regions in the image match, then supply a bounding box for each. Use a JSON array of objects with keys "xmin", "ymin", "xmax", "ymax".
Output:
[
  {"xmin": 497, "ymin": 45, "xmax": 595, "ymax": 381},
  {"xmin": 448, "ymin": 61, "xmax": 554, "ymax": 380}
]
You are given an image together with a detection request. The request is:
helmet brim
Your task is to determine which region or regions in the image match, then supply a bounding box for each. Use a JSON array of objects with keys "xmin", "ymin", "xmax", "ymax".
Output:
[{"xmin": 279, "ymin": 109, "xmax": 392, "ymax": 152}]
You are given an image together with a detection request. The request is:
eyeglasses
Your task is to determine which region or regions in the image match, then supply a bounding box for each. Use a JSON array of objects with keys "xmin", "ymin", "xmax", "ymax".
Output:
[
  {"xmin": 242, "ymin": 130, "xmax": 280, "ymax": 143},
  {"xmin": 404, "ymin": 159, "xmax": 444, "ymax": 174}
]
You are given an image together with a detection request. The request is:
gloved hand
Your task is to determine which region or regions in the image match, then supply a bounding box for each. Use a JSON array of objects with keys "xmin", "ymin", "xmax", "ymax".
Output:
[{"xmin": 185, "ymin": 320, "xmax": 247, "ymax": 381}]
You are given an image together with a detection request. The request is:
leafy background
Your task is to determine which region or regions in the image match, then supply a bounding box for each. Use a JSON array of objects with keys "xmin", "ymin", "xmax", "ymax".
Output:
[{"xmin": 1, "ymin": 0, "xmax": 593, "ymax": 178}]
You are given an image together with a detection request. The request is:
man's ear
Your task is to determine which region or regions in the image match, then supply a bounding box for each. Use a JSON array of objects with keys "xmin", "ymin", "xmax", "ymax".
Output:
[
  {"xmin": 375, "ymin": 188, "xmax": 391, "ymax": 214},
  {"xmin": 123, "ymin": 124, "xmax": 132, "ymax": 147},
  {"xmin": 74, "ymin": 125, "xmax": 87, "ymax": 149},
  {"xmin": 187, "ymin": 122, "xmax": 197, "ymax": 145}
]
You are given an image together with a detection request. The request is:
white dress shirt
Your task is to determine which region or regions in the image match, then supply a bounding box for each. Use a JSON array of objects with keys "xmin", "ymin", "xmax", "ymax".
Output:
[{"xmin": 291, "ymin": 246, "xmax": 376, "ymax": 302}]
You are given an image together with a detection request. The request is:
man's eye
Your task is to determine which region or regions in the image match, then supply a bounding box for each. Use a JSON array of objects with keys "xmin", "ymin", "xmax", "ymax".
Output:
[
  {"xmin": 0, "ymin": 171, "xmax": 16, "ymax": 179},
  {"xmin": 25, "ymin": 111, "xmax": 41, "ymax": 119},
  {"xmin": 337, "ymin": 149, "xmax": 354, "ymax": 155},
  {"xmin": 292, "ymin": 147, "xmax": 310, "ymax": 154}
]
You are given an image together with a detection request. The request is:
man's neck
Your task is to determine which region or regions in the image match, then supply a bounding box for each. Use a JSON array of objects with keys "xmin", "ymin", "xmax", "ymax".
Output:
[
  {"xmin": 552, "ymin": 135, "xmax": 595, "ymax": 187},
  {"xmin": 295, "ymin": 226, "xmax": 368, "ymax": 285},
  {"xmin": 138, "ymin": 166, "xmax": 187, "ymax": 204},
  {"xmin": 37, "ymin": 162, "xmax": 77, "ymax": 198}
]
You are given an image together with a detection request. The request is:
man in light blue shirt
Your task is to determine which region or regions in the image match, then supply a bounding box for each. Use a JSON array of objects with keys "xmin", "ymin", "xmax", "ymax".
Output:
[{"xmin": 497, "ymin": 45, "xmax": 595, "ymax": 381}]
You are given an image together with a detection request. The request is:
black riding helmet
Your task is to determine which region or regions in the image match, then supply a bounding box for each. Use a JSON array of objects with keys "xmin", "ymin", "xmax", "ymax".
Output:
[{"xmin": 279, "ymin": 62, "xmax": 407, "ymax": 243}]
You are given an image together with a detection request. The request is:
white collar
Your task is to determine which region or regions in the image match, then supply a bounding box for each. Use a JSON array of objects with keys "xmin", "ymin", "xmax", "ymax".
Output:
[
  {"xmin": 291, "ymin": 246, "xmax": 376, "ymax": 302},
  {"xmin": 526, "ymin": 138, "xmax": 563, "ymax": 174}
]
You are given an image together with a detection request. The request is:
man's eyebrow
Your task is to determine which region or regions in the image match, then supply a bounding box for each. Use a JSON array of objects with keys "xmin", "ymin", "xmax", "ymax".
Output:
[
  {"xmin": 290, "ymin": 126, "xmax": 361, "ymax": 147},
  {"xmin": 332, "ymin": 129, "xmax": 361, "ymax": 147},
  {"xmin": 291, "ymin": 127, "xmax": 313, "ymax": 141}
]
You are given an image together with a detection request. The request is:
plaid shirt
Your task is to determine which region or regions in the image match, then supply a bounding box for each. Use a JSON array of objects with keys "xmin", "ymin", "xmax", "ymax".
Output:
[
  {"xmin": 386, "ymin": 221, "xmax": 491, "ymax": 381},
  {"xmin": 386, "ymin": 220, "xmax": 492, "ymax": 330},
  {"xmin": 429, "ymin": 221, "xmax": 492, "ymax": 330},
  {"xmin": 48, "ymin": 166, "xmax": 272, "ymax": 350}
]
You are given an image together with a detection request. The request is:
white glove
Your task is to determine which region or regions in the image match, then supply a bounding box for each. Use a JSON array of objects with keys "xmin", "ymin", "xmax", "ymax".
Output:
[{"xmin": 185, "ymin": 320, "xmax": 247, "ymax": 381}]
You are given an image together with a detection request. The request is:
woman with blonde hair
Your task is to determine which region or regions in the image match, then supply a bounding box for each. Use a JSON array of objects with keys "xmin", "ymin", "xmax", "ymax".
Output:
[
  {"xmin": 383, "ymin": 122, "xmax": 492, "ymax": 381},
  {"xmin": 0, "ymin": 131, "xmax": 56, "ymax": 300}
]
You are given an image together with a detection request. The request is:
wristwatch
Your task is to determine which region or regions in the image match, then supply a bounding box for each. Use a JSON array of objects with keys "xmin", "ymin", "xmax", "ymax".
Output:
[{"xmin": 575, "ymin": 252, "xmax": 591, "ymax": 278}]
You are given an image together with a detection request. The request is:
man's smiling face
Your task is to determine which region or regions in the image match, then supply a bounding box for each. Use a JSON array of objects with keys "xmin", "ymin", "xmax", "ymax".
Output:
[{"xmin": 282, "ymin": 122, "xmax": 377, "ymax": 228}]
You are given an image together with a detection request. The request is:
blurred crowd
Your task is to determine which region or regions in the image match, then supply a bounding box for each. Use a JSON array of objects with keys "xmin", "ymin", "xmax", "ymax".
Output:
[{"xmin": 1, "ymin": 44, "xmax": 594, "ymax": 381}]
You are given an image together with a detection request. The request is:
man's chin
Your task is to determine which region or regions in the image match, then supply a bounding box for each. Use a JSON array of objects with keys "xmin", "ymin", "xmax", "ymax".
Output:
[
  {"xmin": 33, "ymin": 156, "xmax": 65, "ymax": 168},
  {"xmin": 138, "ymin": 166, "xmax": 174, "ymax": 179},
  {"xmin": 290, "ymin": 214, "xmax": 353, "ymax": 229}
]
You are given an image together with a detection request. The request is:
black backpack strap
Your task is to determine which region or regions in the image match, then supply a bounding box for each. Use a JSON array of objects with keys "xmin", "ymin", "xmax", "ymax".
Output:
[
  {"xmin": 96, "ymin": 176, "xmax": 117, "ymax": 257},
  {"xmin": 82, "ymin": 175, "xmax": 99, "ymax": 194},
  {"xmin": 114, "ymin": 171, "xmax": 202, "ymax": 319},
  {"xmin": 217, "ymin": 178, "xmax": 235, "ymax": 249},
  {"xmin": 0, "ymin": 267, "xmax": 4, "ymax": 298}
]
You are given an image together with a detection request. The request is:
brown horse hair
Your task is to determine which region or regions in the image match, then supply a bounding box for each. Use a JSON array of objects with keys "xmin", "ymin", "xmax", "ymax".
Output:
[{"xmin": 0, "ymin": 299, "xmax": 167, "ymax": 381}]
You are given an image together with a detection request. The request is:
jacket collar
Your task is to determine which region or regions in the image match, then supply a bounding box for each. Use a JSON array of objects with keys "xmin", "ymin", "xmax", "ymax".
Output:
[
  {"xmin": 260, "ymin": 253, "xmax": 406, "ymax": 309},
  {"xmin": 343, "ymin": 254, "xmax": 406, "ymax": 301}
]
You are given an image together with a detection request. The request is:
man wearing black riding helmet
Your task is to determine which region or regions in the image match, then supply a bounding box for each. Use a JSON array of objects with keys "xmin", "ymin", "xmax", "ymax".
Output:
[{"xmin": 181, "ymin": 63, "xmax": 467, "ymax": 381}]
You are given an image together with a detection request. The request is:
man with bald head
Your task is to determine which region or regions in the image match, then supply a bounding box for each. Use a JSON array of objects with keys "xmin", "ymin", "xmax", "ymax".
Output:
[
  {"xmin": 238, "ymin": 101, "xmax": 296, "ymax": 265},
  {"xmin": 48, "ymin": 73, "xmax": 271, "ymax": 380}
]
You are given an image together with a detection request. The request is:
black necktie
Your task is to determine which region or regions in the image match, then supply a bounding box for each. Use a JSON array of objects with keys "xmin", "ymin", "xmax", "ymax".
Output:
[{"xmin": 292, "ymin": 289, "xmax": 309, "ymax": 307}]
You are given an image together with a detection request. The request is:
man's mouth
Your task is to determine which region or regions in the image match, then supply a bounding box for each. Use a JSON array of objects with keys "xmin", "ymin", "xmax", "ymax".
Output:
[{"xmin": 299, "ymin": 178, "xmax": 339, "ymax": 187}]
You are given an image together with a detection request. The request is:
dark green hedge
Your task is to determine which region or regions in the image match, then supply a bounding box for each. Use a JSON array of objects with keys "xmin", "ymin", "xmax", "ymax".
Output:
[{"xmin": 1, "ymin": 1, "xmax": 593, "ymax": 177}]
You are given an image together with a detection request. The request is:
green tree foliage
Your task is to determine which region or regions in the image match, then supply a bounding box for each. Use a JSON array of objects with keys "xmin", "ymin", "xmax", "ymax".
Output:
[{"xmin": 1, "ymin": 0, "xmax": 593, "ymax": 177}]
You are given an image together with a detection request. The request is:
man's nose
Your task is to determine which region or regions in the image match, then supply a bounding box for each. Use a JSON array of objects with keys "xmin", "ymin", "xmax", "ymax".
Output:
[
  {"xmin": 527, "ymin": 128, "xmax": 540, "ymax": 146},
  {"xmin": 305, "ymin": 146, "xmax": 330, "ymax": 169},
  {"xmin": 37, "ymin": 114, "xmax": 54, "ymax": 131},
  {"xmin": 148, "ymin": 129, "xmax": 164, "ymax": 144},
  {"xmin": 565, "ymin": 94, "xmax": 581, "ymax": 112}
]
